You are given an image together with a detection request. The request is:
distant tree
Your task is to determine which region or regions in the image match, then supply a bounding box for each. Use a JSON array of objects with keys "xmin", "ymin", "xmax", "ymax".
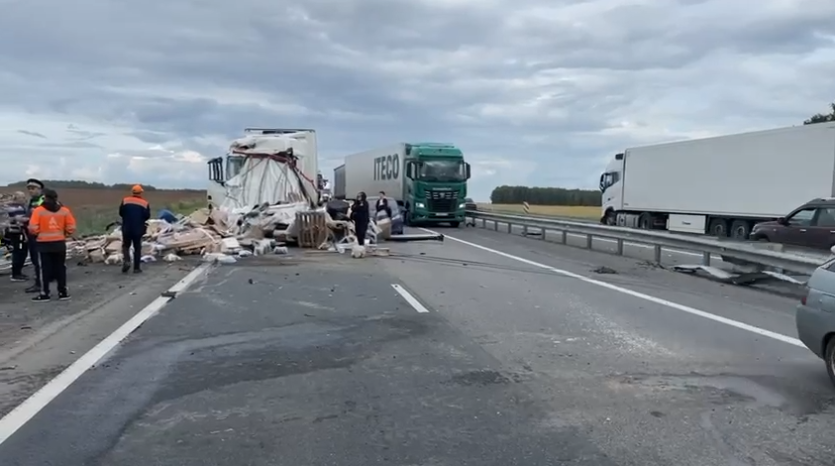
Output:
[
  {"xmin": 489, "ymin": 185, "xmax": 601, "ymax": 206},
  {"xmin": 5, "ymin": 179, "xmax": 202, "ymax": 192},
  {"xmin": 804, "ymin": 102, "xmax": 835, "ymax": 125}
]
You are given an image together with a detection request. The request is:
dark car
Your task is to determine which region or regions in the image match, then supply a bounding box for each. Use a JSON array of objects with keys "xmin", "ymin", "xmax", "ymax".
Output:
[
  {"xmin": 750, "ymin": 198, "xmax": 835, "ymax": 250},
  {"xmin": 464, "ymin": 198, "xmax": 477, "ymax": 211}
]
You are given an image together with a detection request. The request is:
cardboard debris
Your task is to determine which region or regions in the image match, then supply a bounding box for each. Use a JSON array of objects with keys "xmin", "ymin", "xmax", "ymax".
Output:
[{"xmin": 67, "ymin": 200, "xmax": 412, "ymax": 265}]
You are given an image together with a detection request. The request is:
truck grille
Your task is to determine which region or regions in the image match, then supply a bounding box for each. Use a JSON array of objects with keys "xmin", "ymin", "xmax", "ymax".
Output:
[{"xmin": 425, "ymin": 191, "xmax": 458, "ymax": 212}]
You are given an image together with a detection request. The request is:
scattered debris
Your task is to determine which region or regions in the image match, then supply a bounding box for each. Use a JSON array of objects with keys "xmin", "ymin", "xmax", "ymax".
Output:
[{"xmin": 592, "ymin": 266, "xmax": 618, "ymax": 274}]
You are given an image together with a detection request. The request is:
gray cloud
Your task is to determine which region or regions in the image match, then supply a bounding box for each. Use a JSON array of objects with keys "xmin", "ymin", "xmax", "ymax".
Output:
[{"xmin": 0, "ymin": 0, "xmax": 834, "ymax": 199}]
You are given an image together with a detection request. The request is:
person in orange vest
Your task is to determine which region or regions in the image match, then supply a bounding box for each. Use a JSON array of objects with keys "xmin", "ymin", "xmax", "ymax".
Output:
[
  {"xmin": 119, "ymin": 185, "xmax": 151, "ymax": 273},
  {"xmin": 28, "ymin": 189, "xmax": 76, "ymax": 302}
]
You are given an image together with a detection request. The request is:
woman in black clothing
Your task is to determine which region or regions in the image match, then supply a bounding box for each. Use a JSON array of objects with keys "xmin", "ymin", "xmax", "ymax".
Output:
[{"xmin": 351, "ymin": 192, "xmax": 370, "ymax": 245}]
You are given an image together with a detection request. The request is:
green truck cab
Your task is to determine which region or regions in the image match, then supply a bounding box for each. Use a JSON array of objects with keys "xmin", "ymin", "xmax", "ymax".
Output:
[{"xmin": 402, "ymin": 143, "xmax": 471, "ymax": 227}]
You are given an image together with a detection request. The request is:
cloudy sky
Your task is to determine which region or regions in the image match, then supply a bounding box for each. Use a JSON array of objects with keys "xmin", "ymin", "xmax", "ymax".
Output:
[{"xmin": 1, "ymin": 0, "xmax": 833, "ymax": 201}]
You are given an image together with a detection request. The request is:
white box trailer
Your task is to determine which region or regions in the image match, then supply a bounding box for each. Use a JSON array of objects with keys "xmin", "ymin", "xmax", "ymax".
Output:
[
  {"xmin": 342, "ymin": 144, "xmax": 406, "ymax": 201},
  {"xmin": 600, "ymin": 122, "xmax": 835, "ymax": 238}
]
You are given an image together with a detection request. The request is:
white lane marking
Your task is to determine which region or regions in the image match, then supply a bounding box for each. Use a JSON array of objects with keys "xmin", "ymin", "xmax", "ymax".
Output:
[
  {"xmin": 392, "ymin": 284, "xmax": 431, "ymax": 313},
  {"xmin": 423, "ymin": 228, "xmax": 804, "ymax": 348},
  {"xmin": 0, "ymin": 263, "xmax": 212, "ymax": 446}
]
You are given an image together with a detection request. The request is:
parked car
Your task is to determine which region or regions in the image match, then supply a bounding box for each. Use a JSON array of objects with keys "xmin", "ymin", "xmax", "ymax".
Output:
[
  {"xmin": 373, "ymin": 198, "xmax": 404, "ymax": 235},
  {"xmin": 796, "ymin": 249, "xmax": 835, "ymax": 387},
  {"xmin": 751, "ymin": 198, "xmax": 835, "ymax": 250},
  {"xmin": 464, "ymin": 198, "xmax": 477, "ymax": 211}
]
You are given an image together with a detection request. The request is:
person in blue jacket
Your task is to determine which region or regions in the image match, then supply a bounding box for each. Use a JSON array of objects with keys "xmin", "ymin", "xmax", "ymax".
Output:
[{"xmin": 119, "ymin": 185, "xmax": 151, "ymax": 274}]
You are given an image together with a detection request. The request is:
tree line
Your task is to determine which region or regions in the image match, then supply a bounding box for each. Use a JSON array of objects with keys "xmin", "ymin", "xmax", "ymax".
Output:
[
  {"xmin": 804, "ymin": 101, "xmax": 835, "ymax": 125},
  {"xmin": 5, "ymin": 180, "xmax": 202, "ymax": 192},
  {"xmin": 490, "ymin": 185, "xmax": 601, "ymax": 206}
]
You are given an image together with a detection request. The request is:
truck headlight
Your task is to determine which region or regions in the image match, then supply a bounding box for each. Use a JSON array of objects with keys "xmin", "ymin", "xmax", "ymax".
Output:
[
  {"xmin": 416, "ymin": 202, "xmax": 425, "ymax": 208},
  {"xmin": 458, "ymin": 203, "xmax": 466, "ymax": 209}
]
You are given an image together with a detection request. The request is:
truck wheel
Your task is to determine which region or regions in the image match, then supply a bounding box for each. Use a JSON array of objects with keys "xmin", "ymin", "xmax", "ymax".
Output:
[
  {"xmin": 450, "ymin": 222, "xmax": 460, "ymax": 228},
  {"xmin": 825, "ymin": 335, "xmax": 835, "ymax": 387},
  {"xmin": 708, "ymin": 218, "xmax": 728, "ymax": 237},
  {"xmin": 638, "ymin": 213, "xmax": 652, "ymax": 230},
  {"xmin": 730, "ymin": 220, "xmax": 751, "ymax": 240}
]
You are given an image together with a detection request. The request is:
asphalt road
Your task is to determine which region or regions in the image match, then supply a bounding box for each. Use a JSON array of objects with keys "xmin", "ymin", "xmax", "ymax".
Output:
[{"xmin": 0, "ymin": 229, "xmax": 833, "ymax": 465}]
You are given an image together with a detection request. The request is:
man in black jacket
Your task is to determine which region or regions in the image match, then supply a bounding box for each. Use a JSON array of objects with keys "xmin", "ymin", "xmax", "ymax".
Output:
[
  {"xmin": 23, "ymin": 179, "xmax": 45, "ymax": 293},
  {"xmin": 351, "ymin": 192, "xmax": 370, "ymax": 246}
]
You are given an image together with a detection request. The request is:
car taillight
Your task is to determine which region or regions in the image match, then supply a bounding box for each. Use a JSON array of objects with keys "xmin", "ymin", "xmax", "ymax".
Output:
[{"xmin": 801, "ymin": 287, "xmax": 809, "ymax": 305}]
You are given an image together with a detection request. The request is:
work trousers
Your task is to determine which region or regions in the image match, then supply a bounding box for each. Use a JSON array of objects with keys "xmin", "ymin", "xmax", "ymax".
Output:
[
  {"xmin": 355, "ymin": 222, "xmax": 368, "ymax": 246},
  {"xmin": 122, "ymin": 233, "xmax": 142, "ymax": 270},
  {"xmin": 6, "ymin": 230, "xmax": 27, "ymax": 276},
  {"xmin": 27, "ymin": 235, "xmax": 41, "ymax": 284},
  {"xmin": 39, "ymin": 244, "xmax": 67, "ymax": 296}
]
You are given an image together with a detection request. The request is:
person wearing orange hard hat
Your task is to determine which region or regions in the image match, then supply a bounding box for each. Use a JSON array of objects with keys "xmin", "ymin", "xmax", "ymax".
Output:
[{"xmin": 119, "ymin": 184, "xmax": 151, "ymax": 274}]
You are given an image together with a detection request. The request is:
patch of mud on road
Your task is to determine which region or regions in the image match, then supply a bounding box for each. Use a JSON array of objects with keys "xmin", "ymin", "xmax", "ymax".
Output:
[{"xmin": 0, "ymin": 260, "xmax": 198, "ymax": 417}]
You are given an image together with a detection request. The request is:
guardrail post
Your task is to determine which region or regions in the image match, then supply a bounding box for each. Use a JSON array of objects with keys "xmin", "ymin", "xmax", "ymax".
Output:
[
  {"xmin": 481, "ymin": 218, "xmax": 486, "ymax": 228},
  {"xmin": 522, "ymin": 225, "xmax": 528, "ymax": 236},
  {"xmin": 585, "ymin": 234, "xmax": 593, "ymax": 249},
  {"xmin": 493, "ymin": 221, "xmax": 498, "ymax": 231},
  {"xmin": 701, "ymin": 252, "xmax": 710, "ymax": 266},
  {"xmin": 653, "ymin": 245, "xmax": 662, "ymax": 264},
  {"xmin": 560, "ymin": 230, "xmax": 567, "ymax": 244},
  {"xmin": 616, "ymin": 239, "xmax": 624, "ymax": 255},
  {"xmin": 507, "ymin": 222, "xmax": 512, "ymax": 233},
  {"xmin": 540, "ymin": 227, "xmax": 545, "ymax": 239}
]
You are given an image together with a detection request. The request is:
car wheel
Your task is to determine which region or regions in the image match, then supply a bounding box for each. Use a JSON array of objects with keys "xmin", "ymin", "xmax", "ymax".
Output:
[{"xmin": 826, "ymin": 336, "xmax": 835, "ymax": 387}]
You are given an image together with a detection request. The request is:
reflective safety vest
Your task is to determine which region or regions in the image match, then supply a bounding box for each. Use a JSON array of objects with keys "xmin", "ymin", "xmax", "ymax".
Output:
[{"xmin": 28, "ymin": 205, "xmax": 77, "ymax": 242}]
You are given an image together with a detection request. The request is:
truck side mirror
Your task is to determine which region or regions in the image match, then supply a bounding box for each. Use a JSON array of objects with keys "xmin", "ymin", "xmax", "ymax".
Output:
[
  {"xmin": 465, "ymin": 163, "xmax": 471, "ymax": 180},
  {"xmin": 405, "ymin": 162, "xmax": 415, "ymax": 179}
]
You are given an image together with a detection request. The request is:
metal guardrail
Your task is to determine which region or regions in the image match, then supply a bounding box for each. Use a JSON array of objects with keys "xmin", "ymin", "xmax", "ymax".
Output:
[{"xmin": 466, "ymin": 211, "xmax": 827, "ymax": 275}]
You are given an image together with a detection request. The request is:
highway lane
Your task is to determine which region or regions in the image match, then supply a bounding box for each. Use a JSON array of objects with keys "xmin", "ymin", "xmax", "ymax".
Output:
[
  {"xmin": 384, "ymin": 226, "xmax": 834, "ymax": 465},
  {"xmin": 0, "ymin": 232, "xmax": 832, "ymax": 465},
  {"xmin": 0, "ymin": 253, "xmax": 616, "ymax": 465}
]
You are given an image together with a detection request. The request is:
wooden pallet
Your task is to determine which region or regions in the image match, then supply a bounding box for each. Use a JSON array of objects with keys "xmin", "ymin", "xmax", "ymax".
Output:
[{"xmin": 295, "ymin": 211, "xmax": 328, "ymax": 248}]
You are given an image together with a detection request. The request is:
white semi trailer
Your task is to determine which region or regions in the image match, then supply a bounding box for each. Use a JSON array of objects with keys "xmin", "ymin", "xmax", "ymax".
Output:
[{"xmin": 600, "ymin": 122, "xmax": 835, "ymax": 239}]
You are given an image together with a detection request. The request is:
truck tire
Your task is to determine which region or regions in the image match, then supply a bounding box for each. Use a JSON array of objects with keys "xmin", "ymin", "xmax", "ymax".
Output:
[
  {"xmin": 708, "ymin": 218, "xmax": 728, "ymax": 237},
  {"xmin": 825, "ymin": 335, "xmax": 835, "ymax": 387},
  {"xmin": 450, "ymin": 222, "xmax": 460, "ymax": 228},
  {"xmin": 638, "ymin": 213, "xmax": 652, "ymax": 230},
  {"xmin": 730, "ymin": 220, "xmax": 751, "ymax": 240}
]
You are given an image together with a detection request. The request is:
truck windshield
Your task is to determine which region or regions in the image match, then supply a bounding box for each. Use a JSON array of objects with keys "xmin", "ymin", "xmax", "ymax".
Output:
[
  {"xmin": 600, "ymin": 172, "xmax": 619, "ymax": 192},
  {"xmin": 418, "ymin": 160, "xmax": 466, "ymax": 182},
  {"xmin": 226, "ymin": 156, "xmax": 246, "ymax": 179}
]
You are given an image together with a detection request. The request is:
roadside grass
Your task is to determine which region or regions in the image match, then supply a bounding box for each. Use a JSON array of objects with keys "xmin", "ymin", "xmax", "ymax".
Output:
[
  {"xmin": 476, "ymin": 203, "xmax": 600, "ymax": 220},
  {"xmin": 73, "ymin": 197, "xmax": 207, "ymax": 237}
]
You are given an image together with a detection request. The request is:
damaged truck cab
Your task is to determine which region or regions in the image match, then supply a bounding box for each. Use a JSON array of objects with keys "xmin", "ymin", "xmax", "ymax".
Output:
[{"xmin": 207, "ymin": 128, "xmax": 319, "ymax": 210}]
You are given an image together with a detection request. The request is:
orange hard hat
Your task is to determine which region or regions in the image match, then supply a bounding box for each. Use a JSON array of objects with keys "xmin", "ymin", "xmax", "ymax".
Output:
[{"xmin": 131, "ymin": 184, "xmax": 144, "ymax": 194}]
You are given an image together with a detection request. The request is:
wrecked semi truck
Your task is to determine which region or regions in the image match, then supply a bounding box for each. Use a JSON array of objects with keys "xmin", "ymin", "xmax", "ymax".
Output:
[
  {"xmin": 207, "ymin": 128, "xmax": 319, "ymax": 210},
  {"xmin": 334, "ymin": 143, "xmax": 471, "ymax": 226},
  {"xmin": 599, "ymin": 121, "xmax": 835, "ymax": 239}
]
